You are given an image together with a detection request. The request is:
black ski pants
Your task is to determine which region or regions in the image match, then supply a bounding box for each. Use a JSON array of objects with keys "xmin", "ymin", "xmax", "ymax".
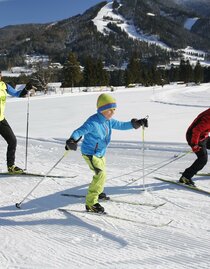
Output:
[
  {"xmin": 183, "ymin": 137, "xmax": 210, "ymax": 179},
  {"xmin": 0, "ymin": 118, "xmax": 17, "ymax": 167}
]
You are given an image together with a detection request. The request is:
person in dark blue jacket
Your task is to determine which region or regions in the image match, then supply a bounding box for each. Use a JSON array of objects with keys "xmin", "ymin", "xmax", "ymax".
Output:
[
  {"xmin": 65, "ymin": 93, "xmax": 148, "ymax": 213},
  {"xmin": 0, "ymin": 71, "xmax": 32, "ymax": 173}
]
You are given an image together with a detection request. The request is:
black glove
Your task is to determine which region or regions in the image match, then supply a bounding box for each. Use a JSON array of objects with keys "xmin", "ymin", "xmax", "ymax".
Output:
[
  {"xmin": 65, "ymin": 138, "xmax": 78, "ymax": 151},
  {"xmin": 19, "ymin": 82, "xmax": 34, "ymax": 97},
  {"xmin": 25, "ymin": 82, "xmax": 34, "ymax": 91},
  {"xmin": 65, "ymin": 136, "xmax": 82, "ymax": 151},
  {"xmin": 131, "ymin": 118, "xmax": 148, "ymax": 129}
]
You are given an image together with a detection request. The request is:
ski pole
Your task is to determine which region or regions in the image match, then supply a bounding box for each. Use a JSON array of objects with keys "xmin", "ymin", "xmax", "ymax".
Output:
[
  {"xmin": 110, "ymin": 152, "xmax": 186, "ymax": 181},
  {"xmin": 141, "ymin": 115, "xmax": 148, "ymax": 190},
  {"xmin": 142, "ymin": 125, "xmax": 145, "ymax": 190},
  {"xmin": 15, "ymin": 151, "xmax": 69, "ymax": 209},
  {"xmin": 126, "ymin": 150, "xmax": 192, "ymax": 186},
  {"xmin": 24, "ymin": 94, "xmax": 30, "ymax": 171}
]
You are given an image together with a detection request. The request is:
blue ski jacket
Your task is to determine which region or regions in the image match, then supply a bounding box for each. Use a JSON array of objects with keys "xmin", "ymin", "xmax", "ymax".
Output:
[{"xmin": 71, "ymin": 112, "xmax": 134, "ymax": 157}]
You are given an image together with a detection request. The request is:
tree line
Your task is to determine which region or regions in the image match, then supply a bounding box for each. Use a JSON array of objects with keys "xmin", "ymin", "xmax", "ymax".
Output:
[{"xmin": 3, "ymin": 52, "xmax": 210, "ymax": 90}]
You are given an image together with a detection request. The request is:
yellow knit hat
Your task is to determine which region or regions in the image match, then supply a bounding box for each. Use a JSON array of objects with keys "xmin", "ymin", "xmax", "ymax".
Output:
[{"xmin": 97, "ymin": 93, "xmax": 117, "ymax": 113}]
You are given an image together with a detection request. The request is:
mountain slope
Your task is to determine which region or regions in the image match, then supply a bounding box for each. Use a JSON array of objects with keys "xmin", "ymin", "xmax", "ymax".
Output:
[{"xmin": 0, "ymin": 0, "xmax": 210, "ymax": 68}]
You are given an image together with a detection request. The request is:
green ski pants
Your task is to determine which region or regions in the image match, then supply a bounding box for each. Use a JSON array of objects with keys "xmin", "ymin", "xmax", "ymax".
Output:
[{"xmin": 82, "ymin": 154, "xmax": 106, "ymax": 206}]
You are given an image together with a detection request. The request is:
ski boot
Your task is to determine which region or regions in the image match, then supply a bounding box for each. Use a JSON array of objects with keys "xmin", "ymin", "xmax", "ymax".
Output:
[
  {"xmin": 8, "ymin": 165, "xmax": 24, "ymax": 174},
  {"xmin": 85, "ymin": 203, "xmax": 105, "ymax": 213},
  {"xmin": 179, "ymin": 176, "xmax": 195, "ymax": 186},
  {"xmin": 98, "ymin": 192, "xmax": 110, "ymax": 200}
]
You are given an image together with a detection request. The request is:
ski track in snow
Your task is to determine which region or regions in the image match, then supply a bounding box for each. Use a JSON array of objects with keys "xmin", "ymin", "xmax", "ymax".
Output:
[
  {"xmin": 0, "ymin": 137, "xmax": 210, "ymax": 268},
  {"xmin": 0, "ymin": 85, "xmax": 210, "ymax": 268},
  {"xmin": 151, "ymin": 83, "xmax": 210, "ymax": 108}
]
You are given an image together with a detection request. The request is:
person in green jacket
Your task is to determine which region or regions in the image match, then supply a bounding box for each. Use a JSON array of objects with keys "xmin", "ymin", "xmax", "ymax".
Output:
[
  {"xmin": 0, "ymin": 71, "xmax": 32, "ymax": 173},
  {"xmin": 65, "ymin": 93, "xmax": 148, "ymax": 213}
]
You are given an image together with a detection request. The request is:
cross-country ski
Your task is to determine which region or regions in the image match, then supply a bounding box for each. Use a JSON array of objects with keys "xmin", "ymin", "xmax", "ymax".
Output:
[
  {"xmin": 61, "ymin": 193, "xmax": 166, "ymax": 208},
  {"xmin": 196, "ymin": 173, "xmax": 210, "ymax": 177},
  {"xmin": 0, "ymin": 171, "xmax": 76, "ymax": 178},
  {"xmin": 58, "ymin": 208, "xmax": 173, "ymax": 227},
  {"xmin": 154, "ymin": 176, "xmax": 210, "ymax": 196}
]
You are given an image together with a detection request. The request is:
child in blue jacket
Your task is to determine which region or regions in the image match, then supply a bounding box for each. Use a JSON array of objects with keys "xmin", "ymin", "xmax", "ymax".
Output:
[{"xmin": 65, "ymin": 93, "xmax": 148, "ymax": 213}]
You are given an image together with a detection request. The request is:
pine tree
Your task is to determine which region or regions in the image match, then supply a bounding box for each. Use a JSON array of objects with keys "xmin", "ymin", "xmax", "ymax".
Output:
[
  {"xmin": 168, "ymin": 64, "xmax": 179, "ymax": 82},
  {"xmin": 179, "ymin": 59, "xmax": 193, "ymax": 83},
  {"xmin": 83, "ymin": 57, "xmax": 109, "ymax": 87},
  {"xmin": 125, "ymin": 54, "xmax": 142, "ymax": 86},
  {"xmin": 109, "ymin": 69, "xmax": 125, "ymax": 86},
  {"xmin": 194, "ymin": 61, "xmax": 203, "ymax": 84},
  {"xmin": 112, "ymin": 0, "xmax": 120, "ymax": 9},
  {"xmin": 83, "ymin": 56, "xmax": 97, "ymax": 87},
  {"xmin": 95, "ymin": 59, "xmax": 109, "ymax": 86},
  {"xmin": 62, "ymin": 52, "xmax": 82, "ymax": 88},
  {"xmin": 185, "ymin": 60, "xmax": 193, "ymax": 83},
  {"xmin": 179, "ymin": 59, "xmax": 186, "ymax": 82},
  {"xmin": 203, "ymin": 67, "xmax": 210, "ymax": 83}
]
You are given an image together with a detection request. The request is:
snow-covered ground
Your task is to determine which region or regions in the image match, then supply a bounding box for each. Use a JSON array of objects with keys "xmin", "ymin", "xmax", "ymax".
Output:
[
  {"xmin": 184, "ymin": 18, "xmax": 199, "ymax": 31},
  {"xmin": 0, "ymin": 83, "xmax": 210, "ymax": 268}
]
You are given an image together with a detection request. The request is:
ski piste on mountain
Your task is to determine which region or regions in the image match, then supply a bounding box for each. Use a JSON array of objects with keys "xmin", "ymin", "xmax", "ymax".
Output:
[
  {"xmin": 154, "ymin": 176, "xmax": 210, "ymax": 196},
  {"xmin": 61, "ymin": 193, "xmax": 166, "ymax": 208},
  {"xmin": 58, "ymin": 208, "xmax": 173, "ymax": 227},
  {"xmin": 0, "ymin": 171, "xmax": 76, "ymax": 178}
]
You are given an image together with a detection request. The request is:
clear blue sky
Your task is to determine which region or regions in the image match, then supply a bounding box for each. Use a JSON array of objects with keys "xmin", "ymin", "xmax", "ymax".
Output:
[{"xmin": 0, "ymin": 0, "xmax": 106, "ymax": 28}]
